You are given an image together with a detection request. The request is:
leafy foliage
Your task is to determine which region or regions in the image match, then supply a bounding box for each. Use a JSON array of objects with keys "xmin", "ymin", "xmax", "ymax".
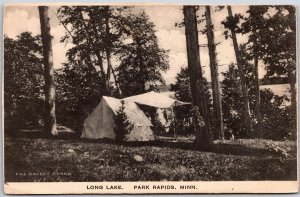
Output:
[
  {"xmin": 56, "ymin": 6, "xmax": 169, "ymax": 133},
  {"xmin": 57, "ymin": 6, "xmax": 133, "ymax": 94},
  {"xmin": 221, "ymin": 12, "xmax": 244, "ymax": 39},
  {"xmin": 114, "ymin": 100, "xmax": 134, "ymax": 142},
  {"xmin": 259, "ymin": 89, "xmax": 295, "ymax": 140},
  {"xmin": 137, "ymin": 105, "xmax": 167, "ymax": 136},
  {"xmin": 55, "ymin": 62, "xmax": 104, "ymax": 132},
  {"xmin": 57, "ymin": 6, "xmax": 169, "ymax": 98},
  {"xmin": 241, "ymin": 5, "xmax": 296, "ymax": 81},
  {"xmin": 116, "ymin": 11, "xmax": 169, "ymax": 97},
  {"xmin": 58, "ymin": 6, "xmax": 131, "ymax": 53},
  {"xmin": 221, "ymin": 63, "xmax": 293, "ymax": 140},
  {"xmin": 4, "ymin": 33, "xmax": 45, "ymax": 134},
  {"xmin": 251, "ymin": 6, "xmax": 295, "ymax": 77},
  {"xmin": 240, "ymin": 5, "xmax": 296, "ymax": 139},
  {"xmin": 171, "ymin": 67, "xmax": 213, "ymax": 136},
  {"xmin": 221, "ymin": 64, "xmax": 244, "ymax": 138},
  {"xmin": 151, "ymin": 112, "xmax": 167, "ymax": 136},
  {"xmin": 240, "ymin": 6, "xmax": 268, "ymax": 60}
]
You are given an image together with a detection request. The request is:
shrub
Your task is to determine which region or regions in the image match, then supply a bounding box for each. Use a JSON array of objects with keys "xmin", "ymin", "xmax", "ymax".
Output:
[
  {"xmin": 114, "ymin": 101, "xmax": 134, "ymax": 142},
  {"xmin": 151, "ymin": 112, "xmax": 167, "ymax": 136}
]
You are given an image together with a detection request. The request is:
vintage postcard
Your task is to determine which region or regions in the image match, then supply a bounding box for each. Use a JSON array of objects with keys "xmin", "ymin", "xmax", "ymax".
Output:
[{"xmin": 2, "ymin": 3, "xmax": 298, "ymax": 194}]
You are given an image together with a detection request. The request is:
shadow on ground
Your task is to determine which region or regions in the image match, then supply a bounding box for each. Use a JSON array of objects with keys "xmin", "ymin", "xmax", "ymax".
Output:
[
  {"xmin": 80, "ymin": 138, "xmax": 284, "ymax": 157},
  {"xmin": 4, "ymin": 132, "xmax": 297, "ymax": 182},
  {"xmin": 10, "ymin": 130, "xmax": 295, "ymax": 158}
]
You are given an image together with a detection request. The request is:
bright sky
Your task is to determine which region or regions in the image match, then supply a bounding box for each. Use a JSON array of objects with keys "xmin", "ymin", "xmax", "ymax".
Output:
[{"xmin": 4, "ymin": 5, "xmax": 267, "ymax": 84}]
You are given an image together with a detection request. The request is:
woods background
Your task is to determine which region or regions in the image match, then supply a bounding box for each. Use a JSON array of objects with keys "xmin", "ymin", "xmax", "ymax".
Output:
[
  {"xmin": 4, "ymin": 5, "xmax": 296, "ymax": 141},
  {"xmin": 3, "ymin": 4, "xmax": 298, "ymax": 183}
]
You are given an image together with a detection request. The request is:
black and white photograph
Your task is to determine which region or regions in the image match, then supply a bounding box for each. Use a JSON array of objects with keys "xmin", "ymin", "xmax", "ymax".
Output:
[{"xmin": 3, "ymin": 4, "xmax": 298, "ymax": 194}]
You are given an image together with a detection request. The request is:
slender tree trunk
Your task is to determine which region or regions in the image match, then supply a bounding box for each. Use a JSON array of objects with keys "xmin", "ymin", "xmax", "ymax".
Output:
[
  {"xmin": 38, "ymin": 6, "xmax": 58, "ymax": 136},
  {"xmin": 227, "ymin": 6, "xmax": 252, "ymax": 138},
  {"xmin": 82, "ymin": 19, "xmax": 107, "ymax": 93},
  {"xmin": 205, "ymin": 6, "xmax": 224, "ymax": 140},
  {"xmin": 287, "ymin": 59, "xmax": 297, "ymax": 112},
  {"xmin": 287, "ymin": 61, "xmax": 297, "ymax": 110},
  {"xmin": 95, "ymin": 52, "xmax": 108, "ymax": 95},
  {"xmin": 56, "ymin": 14, "xmax": 100, "ymax": 81},
  {"xmin": 253, "ymin": 39, "xmax": 261, "ymax": 138},
  {"xmin": 287, "ymin": 61, "xmax": 297, "ymax": 140},
  {"xmin": 183, "ymin": 6, "xmax": 212, "ymax": 147},
  {"xmin": 104, "ymin": 7, "xmax": 112, "ymax": 89},
  {"xmin": 289, "ymin": 75, "xmax": 296, "ymax": 112},
  {"xmin": 80, "ymin": 12, "xmax": 108, "ymax": 95},
  {"xmin": 104, "ymin": 7, "xmax": 122, "ymax": 97},
  {"xmin": 106, "ymin": 51, "xmax": 112, "ymax": 89}
]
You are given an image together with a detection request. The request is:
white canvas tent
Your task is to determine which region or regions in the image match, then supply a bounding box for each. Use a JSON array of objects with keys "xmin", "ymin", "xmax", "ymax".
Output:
[
  {"xmin": 123, "ymin": 91, "xmax": 191, "ymax": 135},
  {"xmin": 81, "ymin": 96, "xmax": 154, "ymax": 141},
  {"xmin": 123, "ymin": 91, "xmax": 190, "ymax": 108}
]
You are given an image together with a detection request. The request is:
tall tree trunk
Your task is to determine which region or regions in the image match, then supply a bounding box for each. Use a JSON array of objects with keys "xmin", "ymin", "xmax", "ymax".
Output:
[
  {"xmin": 38, "ymin": 6, "xmax": 58, "ymax": 136},
  {"xmin": 287, "ymin": 59, "xmax": 296, "ymax": 112},
  {"xmin": 253, "ymin": 39, "xmax": 261, "ymax": 138},
  {"xmin": 288, "ymin": 63, "xmax": 297, "ymax": 139},
  {"xmin": 183, "ymin": 6, "xmax": 212, "ymax": 146},
  {"xmin": 95, "ymin": 52, "xmax": 108, "ymax": 95},
  {"xmin": 105, "ymin": 6, "xmax": 112, "ymax": 87},
  {"xmin": 289, "ymin": 77, "xmax": 297, "ymax": 113},
  {"xmin": 227, "ymin": 6, "xmax": 252, "ymax": 138},
  {"xmin": 205, "ymin": 6, "xmax": 224, "ymax": 140},
  {"xmin": 287, "ymin": 60, "xmax": 297, "ymax": 140},
  {"xmin": 56, "ymin": 14, "xmax": 101, "ymax": 82},
  {"xmin": 81, "ymin": 12, "xmax": 108, "ymax": 95},
  {"xmin": 104, "ymin": 7, "xmax": 122, "ymax": 97}
]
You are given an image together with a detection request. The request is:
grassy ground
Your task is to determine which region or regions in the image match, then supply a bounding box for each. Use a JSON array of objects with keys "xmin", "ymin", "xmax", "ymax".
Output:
[{"xmin": 4, "ymin": 135, "xmax": 297, "ymax": 182}]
